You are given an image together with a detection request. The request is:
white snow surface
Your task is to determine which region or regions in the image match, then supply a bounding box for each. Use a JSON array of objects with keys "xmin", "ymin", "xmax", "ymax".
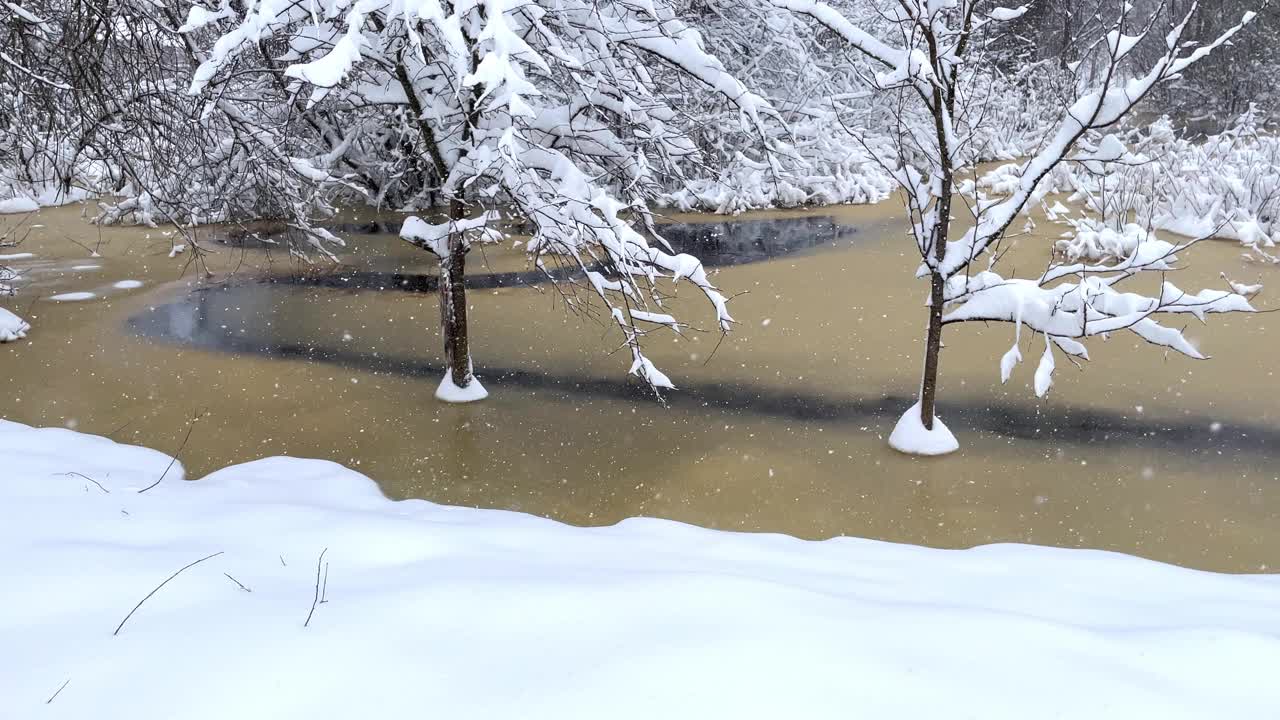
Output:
[
  {"xmin": 0, "ymin": 196, "xmax": 40, "ymax": 214},
  {"xmin": 888, "ymin": 401, "xmax": 960, "ymax": 456},
  {"xmin": 112, "ymin": 279, "xmax": 144, "ymax": 289},
  {"xmin": 2, "ymin": 420, "xmax": 1280, "ymax": 718},
  {"xmin": 2, "ymin": 417, "xmax": 1280, "ymax": 712},
  {"xmin": 0, "ymin": 186, "xmax": 94, "ymax": 215},
  {"xmin": 0, "ymin": 307, "xmax": 29, "ymax": 342}
]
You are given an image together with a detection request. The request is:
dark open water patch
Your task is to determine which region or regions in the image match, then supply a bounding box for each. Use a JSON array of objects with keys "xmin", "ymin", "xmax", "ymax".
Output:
[
  {"xmin": 333, "ymin": 214, "xmax": 858, "ymax": 267},
  {"xmin": 271, "ymin": 215, "xmax": 861, "ymax": 293},
  {"xmin": 127, "ymin": 298, "xmax": 1280, "ymax": 460},
  {"xmin": 206, "ymin": 214, "xmax": 859, "ymax": 266}
]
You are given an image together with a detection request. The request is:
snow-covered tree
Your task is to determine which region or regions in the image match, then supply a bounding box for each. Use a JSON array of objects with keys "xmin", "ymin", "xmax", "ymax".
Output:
[
  {"xmin": 772, "ymin": 0, "xmax": 1262, "ymax": 455},
  {"xmin": 187, "ymin": 0, "xmax": 768, "ymax": 401}
]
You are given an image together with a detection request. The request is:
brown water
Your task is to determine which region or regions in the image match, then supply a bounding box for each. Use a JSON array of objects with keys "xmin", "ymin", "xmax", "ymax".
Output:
[{"xmin": 2, "ymin": 202, "xmax": 1278, "ymax": 572}]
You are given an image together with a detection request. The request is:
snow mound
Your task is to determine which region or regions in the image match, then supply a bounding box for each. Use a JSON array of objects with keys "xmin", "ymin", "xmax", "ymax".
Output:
[
  {"xmin": 0, "ymin": 186, "xmax": 93, "ymax": 215},
  {"xmin": 0, "ymin": 307, "xmax": 29, "ymax": 342},
  {"xmin": 113, "ymin": 279, "xmax": 144, "ymax": 289},
  {"xmin": 888, "ymin": 401, "xmax": 960, "ymax": 456},
  {"xmin": 436, "ymin": 369, "xmax": 489, "ymax": 403},
  {"xmin": 2, "ymin": 420, "xmax": 1280, "ymax": 718},
  {"xmin": 0, "ymin": 196, "xmax": 40, "ymax": 214}
]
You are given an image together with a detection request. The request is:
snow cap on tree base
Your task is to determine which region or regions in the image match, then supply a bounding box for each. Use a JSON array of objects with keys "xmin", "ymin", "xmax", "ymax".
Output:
[
  {"xmin": 436, "ymin": 370, "xmax": 488, "ymax": 403},
  {"xmin": 889, "ymin": 402, "xmax": 959, "ymax": 456}
]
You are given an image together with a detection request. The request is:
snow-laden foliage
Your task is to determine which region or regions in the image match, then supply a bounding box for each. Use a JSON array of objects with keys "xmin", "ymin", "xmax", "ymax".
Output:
[
  {"xmin": 771, "ymin": 0, "xmax": 1260, "ymax": 454},
  {"xmin": 657, "ymin": 1, "xmax": 898, "ymax": 212},
  {"xmin": 964, "ymin": 107, "xmax": 1280, "ymax": 268},
  {"xmin": 944, "ymin": 232, "xmax": 1257, "ymax": 398},
  {"xmin": 0, "ymin": 0, "xmax": 1080, "ymax": 223},
  {"xmin": 0, "ymin": 0, "xmax": 352, "ymax": 265},
  {"xmin": 189, "ymin": 0, "xmax": 769, "ymax": 392},
  {"xmin": 659, "ymin": 2, "xmax": 1070, "ymax": 214},
  {"xmin": 1051, "ymin": 111, "xmax": 1280, "ymax": 265}
]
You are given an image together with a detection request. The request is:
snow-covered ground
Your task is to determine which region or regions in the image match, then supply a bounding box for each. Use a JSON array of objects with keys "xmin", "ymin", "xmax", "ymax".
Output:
[{"xmin": 2, "ymin": 419, "xmax": 1279, "ymax": 719}]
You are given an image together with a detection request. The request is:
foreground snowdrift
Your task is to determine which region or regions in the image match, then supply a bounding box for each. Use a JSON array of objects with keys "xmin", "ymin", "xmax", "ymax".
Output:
[{"xmin": 2, "ymin": 420, "xmax": 1279, "ymax": 719}]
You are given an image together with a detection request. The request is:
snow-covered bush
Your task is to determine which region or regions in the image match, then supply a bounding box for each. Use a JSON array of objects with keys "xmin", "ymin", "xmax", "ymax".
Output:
[
  {"xmin": 981, "ymin": 110, "xmax": 1280, "ymax": 265},
  {"xmin": 1053, "ymin": 220, "xmax": 1149, "ymax": 262}
]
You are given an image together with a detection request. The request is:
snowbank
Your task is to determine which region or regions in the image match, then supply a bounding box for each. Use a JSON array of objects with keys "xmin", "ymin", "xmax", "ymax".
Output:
[
  {"xmin": 0, "ymin": 186, "xmax": 94, "ymax": 215},
  {"xmin": 0, "ymin": 196, "xmax": 40, "ymax": 214},
  {"xmin": 0, "ymin": 307, "xmax": 29, "ymax": 342},
  {"xmin": 2, "ymin": 419, "xmax": 1280, "ymax": 719}
]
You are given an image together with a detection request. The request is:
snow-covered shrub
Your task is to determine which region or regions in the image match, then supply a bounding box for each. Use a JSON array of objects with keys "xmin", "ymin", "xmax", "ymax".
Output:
[
  {"xmin": 1054, "ymin": 220, "xmax": 1149, "ymax": 262},
  {"xmin": 1039, "ymin": 111, "xmax": 1280, "ymax": 263}
]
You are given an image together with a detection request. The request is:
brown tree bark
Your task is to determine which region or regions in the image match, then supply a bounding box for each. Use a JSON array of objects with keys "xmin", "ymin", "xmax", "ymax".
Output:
[
  {"xmin": 387, "ymin": 18, "xmax": 484, "ymax": 393},
  {"xmin": 440, "ymin": 197, "xmax": 473, "ymax": 388},
  {"xmin": 918, "ymin": 271, "xmax": 946, "ymax": 430},
  {"xmin": 917, "ymin": 36, "xmax": 957, "ymax": 432}
]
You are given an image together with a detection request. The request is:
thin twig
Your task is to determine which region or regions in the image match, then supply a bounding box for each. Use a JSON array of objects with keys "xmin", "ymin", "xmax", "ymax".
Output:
[
  {"xmin": 138, "ymin": 410, "xmax": 203, "ymax": 493},
  {"xmin": 223, "ymin": 573, "xmax": 252, "ymax": 592},
  {"xmin": 60, "ymin": 471, "xmax": 108, "ymax": 494},
  {"xmin": 113, "ymin": 552, "xmax": 224, "ymax": 636},
  {"xmin": 107, "ymin": 418, "xmax": 135, "ymax": 439},
  {"xmin": 303, "ymin": 548, "xmax": 328, "ymax": 628},
  {"xmin": 45, "ymin": 678, "xmax": 70, "ymax": 704}
]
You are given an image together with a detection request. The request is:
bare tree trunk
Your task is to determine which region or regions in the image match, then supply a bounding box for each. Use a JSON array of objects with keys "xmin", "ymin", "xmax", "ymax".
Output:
[
  {"xmin": 388, "ymin": 24, "xmax": 482, "ymax": 393},
  {"xmin": 918, "ymin": 60, "xmax": 955, "ymax": 432},
  {"xmin": 918, "ymin": 271, "xmax": 946, "ymax": 430},
  {"xmin": 441, "ymin": 196, "xmax": 473, "ymax": 388}
]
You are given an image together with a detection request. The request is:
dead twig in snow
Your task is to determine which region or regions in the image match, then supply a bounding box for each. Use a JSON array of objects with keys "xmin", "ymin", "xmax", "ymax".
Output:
[
  {"xmin": 113, "ymin": 551, "xmax": 224, "ymax": 636},
  {"xmin": 60, "ymin": 471, "xmax": 108, "ymax": 493},
  {"xmin": 303, "ymin": 548, "xmax": 328, "ymax": 628},
  {"xmin": 46, "ymin": 678, "xmax": 70, "ymax": 704},
  {"xmin": 223, "ymin": 573, "xmax": 252, "ymax": 592},
  {"xmin": 138, "ymin": 410, "xmax": 204, "ymax": 493}
]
